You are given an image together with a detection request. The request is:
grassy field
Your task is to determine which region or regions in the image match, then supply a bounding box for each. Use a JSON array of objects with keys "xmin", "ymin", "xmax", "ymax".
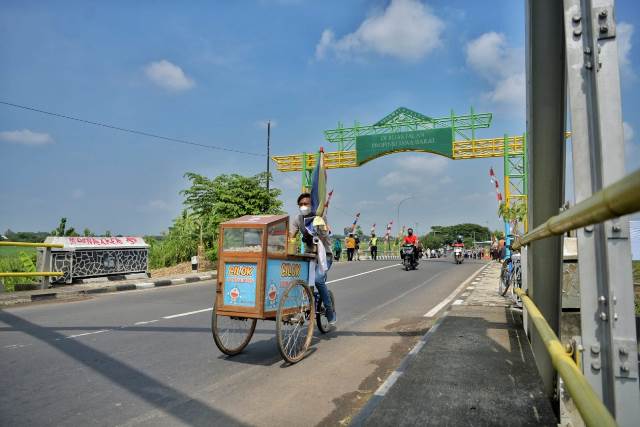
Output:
[
  {"xmin": 0, "ymin": 247, "xmax": 38, "ymax": 291},
  {"xmin": 0, "ymin": 246, "xmax": 37, "ymax": 259}
]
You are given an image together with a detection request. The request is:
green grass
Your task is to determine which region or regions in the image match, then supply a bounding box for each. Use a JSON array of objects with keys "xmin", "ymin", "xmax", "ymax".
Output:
[
  {"xmin": 0, "ymin": 246, "xmax": 37, "ymax": 259},
  {"xmin": 0, "ymin": 247, "xmax": 38, "ymax": 291}
]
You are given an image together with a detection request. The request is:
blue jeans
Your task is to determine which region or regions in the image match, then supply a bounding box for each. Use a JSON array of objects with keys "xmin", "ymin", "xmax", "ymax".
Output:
[{"xmin": 315, "ymin": 257, "xmax": 334, "ymax": 315}]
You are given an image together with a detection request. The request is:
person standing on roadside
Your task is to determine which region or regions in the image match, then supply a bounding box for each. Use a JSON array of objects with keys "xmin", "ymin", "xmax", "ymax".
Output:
[
  {"xmin": 370, "ymin": 233, "xmax": 378, "ymax": 261},
  {"xmin": 346, "ymin": 233, "xmax": 356, "ymax": 261},
  {"xmin": 354, "ymin": 234, "xmax": 361, "ymax": 261},
  {"xmin": 333, "ymin": 237, "xmax": 342, "ymax": 261}
]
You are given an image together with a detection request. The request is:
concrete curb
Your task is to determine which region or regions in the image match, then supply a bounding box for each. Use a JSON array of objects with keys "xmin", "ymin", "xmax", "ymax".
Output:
[
  {"xmin": 350, "ymin": 262, "xmax": 491, "ymax": 426},
  {"xmin": 0, "ymin": 273, "xmax": 217, "ymax": 306}
]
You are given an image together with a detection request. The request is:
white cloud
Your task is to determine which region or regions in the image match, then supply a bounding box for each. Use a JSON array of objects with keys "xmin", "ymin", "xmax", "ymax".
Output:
[
  {"xmin": 144, "ymin": 60, "xmax": 195, "ymax": 92},
  {"xmin": 0, "ymin": 129, "xmax": 54, "ymax": 146},
  {"xmin": 465, "ymin": 32, "xmax": 525, "ymax": 109},
  {"xmin": 315, "ymin": 0, "xmax": 444, "ymax": 62},
  {"xmin": 379, "ymin": 155, "xmax": 448, "ymax": 187},
  {"xmin": 618, "ymin": 22, "xmax": 634, "ymax": 80}
]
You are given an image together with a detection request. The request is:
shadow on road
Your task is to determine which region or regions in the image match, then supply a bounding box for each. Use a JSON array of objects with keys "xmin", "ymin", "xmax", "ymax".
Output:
[{"xmin": 0, "ymin": 310, "xmax": 249, "ymax": 427}]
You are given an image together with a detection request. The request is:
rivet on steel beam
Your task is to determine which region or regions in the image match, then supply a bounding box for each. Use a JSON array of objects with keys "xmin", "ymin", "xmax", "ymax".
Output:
[
  {"xmin": 585, "ymin": 225, "xmax": 594, "ymax": 232},
  {"xmin": 621, "ymin": 364, "xmax": 630, "ymax": 372},
  {"xmin": 600, "ymin": 312, "xmax": 608, "ymax": 321},
  {"xmin": 572, "ymin": 14, "xmax": 581, "ymax": 23},
  {"xmin": 600, "ymin": 25, "xmax": 609, "ymax": 34},
  {"xmin": 620, "ymin": 347, "xmax": 628, "ymax": 356},
  {"xmin": 614, "ymin": 313, "xmax": 618, "ymax": 321},
  {"xmin": 599, "ymin": 10, "xmax": 608, "ymax": 19},
  {"xmin": 584, "ymin": 47, "xmax": 592, "ymax": 54},
  {"xmin": 591, "ymin": 344, "xmax": 600, "ymax": 354},
  {"xmin": 612, "ymin": 225, "xmax": 621, "ymax": 232},
  {"xmin": 592, "ymin": 361, "xmax": 601, "ymax": 370},
  {"xmin": 613, "ymin": 296, "xmax": 617, "ymax": 304},
  {"xmin": 573, "ymin": 28, "xmax": 582, "ymax": 37},
  {"xmin": 599, "ymin": 295, "xmax": 606, "ymax": 303}
]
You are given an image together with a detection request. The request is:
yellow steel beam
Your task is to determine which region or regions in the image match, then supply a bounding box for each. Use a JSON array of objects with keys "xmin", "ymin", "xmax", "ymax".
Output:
[
  {"xmin": 0, "ymin": 241, "xmax": 63, "ymax": 248},
  {"xmin": 0, "ymin": 272, "xmax": 63, "ymax": 277},
  {"xmin": 515, "ymin": 288, "xmax": 616, "ymax": 427},
  {"xmin": 272, "ymin": 133, "xmax": 572, "ymax": 172}
]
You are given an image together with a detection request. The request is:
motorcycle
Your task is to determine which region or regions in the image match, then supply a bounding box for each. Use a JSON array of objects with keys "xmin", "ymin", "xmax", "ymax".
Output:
[
  {"xmin": 453, "ymin": 247, "xmax": 464, "ymax": 264},
  {"xmin": 401, "ymin": 244, "xmax": 418, "ymax": 270}
]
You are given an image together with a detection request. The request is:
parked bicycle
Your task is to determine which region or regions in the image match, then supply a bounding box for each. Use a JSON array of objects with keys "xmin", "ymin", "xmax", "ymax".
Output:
[{"xmin": 499, "ymin": 240, "xmax": 523, "ymax": 307}]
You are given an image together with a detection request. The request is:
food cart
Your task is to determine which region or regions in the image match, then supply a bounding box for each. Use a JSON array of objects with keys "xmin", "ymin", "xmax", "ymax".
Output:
[{"xmin": 211, "ymin": 214, "xmax": 334, "ymax": 363}]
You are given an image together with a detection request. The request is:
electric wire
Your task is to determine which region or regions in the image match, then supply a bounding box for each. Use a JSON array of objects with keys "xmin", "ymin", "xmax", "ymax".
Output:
[{"xmin": 0, "ymin": 100, "xmax": 266, "ymax": 157}]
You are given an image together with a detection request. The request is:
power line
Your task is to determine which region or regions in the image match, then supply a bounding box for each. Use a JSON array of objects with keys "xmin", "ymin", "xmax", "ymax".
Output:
[{"xmin": 0, "ymin": 100, "xmax": 266, "ymax": 157}]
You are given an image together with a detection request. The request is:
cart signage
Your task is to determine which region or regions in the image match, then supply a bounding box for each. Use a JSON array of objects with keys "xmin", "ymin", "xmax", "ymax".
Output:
[
  {"xmin": 265, "ymin": 260, "xmax": 309, "ymax": 310},
  {"xmin": 223, "ymin": 262, "xmax": 257, "ymax": 307}
]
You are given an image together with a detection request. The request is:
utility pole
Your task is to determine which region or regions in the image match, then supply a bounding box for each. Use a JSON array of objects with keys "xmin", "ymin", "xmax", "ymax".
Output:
[{"xmin": 265, "ymin": 121, "xmax": 271, "ymax": 213}]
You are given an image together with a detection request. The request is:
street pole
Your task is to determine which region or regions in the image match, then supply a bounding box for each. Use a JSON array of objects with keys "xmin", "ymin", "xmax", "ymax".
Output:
[
  {"xmin": 396, "ymin": 196, "xmax": 414, "ymax": 236},
  {"xmin": 266, "ymin": 120, "xmax": 271, "ymax": 213}
]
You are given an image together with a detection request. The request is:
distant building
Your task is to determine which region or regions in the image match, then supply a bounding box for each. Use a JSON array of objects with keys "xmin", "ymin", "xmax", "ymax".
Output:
[{"xmin": 631, "ymin": 221, "xmax": 639, "ymax": 261}]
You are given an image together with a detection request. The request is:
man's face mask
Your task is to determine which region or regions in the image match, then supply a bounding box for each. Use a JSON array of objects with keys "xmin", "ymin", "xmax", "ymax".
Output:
[{"xmin": 299, "ymin": 205, "xmax": 311, "ymax": 215}]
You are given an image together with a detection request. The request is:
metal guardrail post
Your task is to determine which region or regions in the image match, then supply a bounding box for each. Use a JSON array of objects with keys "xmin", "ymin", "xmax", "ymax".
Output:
[
  {"xmin": 561, "ymin": 0, "xmax": 640, "ymax": 423},
  {"xmin": 515, "ymin": 288, "xmax": 617, "ymax": 427},
  {"xmin": 526, "ymin": 0, "xmax": 567, "ymax": 406}
]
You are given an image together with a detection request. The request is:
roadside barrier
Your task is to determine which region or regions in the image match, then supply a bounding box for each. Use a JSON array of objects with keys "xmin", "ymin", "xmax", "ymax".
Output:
[
  {"xmin": 0, "ymin": 241, "xmax": 64, "ymax": 290},
  {"xmin": 510, "ymin": 168, "xmax": 640, "ymax": 426}
]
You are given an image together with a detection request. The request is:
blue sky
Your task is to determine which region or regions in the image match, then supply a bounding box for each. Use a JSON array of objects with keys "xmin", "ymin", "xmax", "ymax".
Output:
[{"xmin": 1, "ymin": 0, "xmax": 639, "ymax": 237}]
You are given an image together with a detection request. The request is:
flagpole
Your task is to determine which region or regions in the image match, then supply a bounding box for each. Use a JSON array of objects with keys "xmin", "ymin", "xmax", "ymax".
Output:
[{"xmin": 266, "ymin": 120, "xmax": 271, "ymax": 213}]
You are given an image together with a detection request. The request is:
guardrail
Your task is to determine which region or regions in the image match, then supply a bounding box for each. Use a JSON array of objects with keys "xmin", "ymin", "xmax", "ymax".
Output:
[
  {"xmin": 512, "ymin": 169, "xmax": 640, "ymax": 251},
  {"xmin": 514, "ymin": 288, "xmax": 616, "ymax": 427},
  {"xmin": 0, "ymin": 241, "xmax": 64, "ymax": 289},
  {"xmin": 509, "ymin": 168, "xmax": 640, "ymax": 426}
]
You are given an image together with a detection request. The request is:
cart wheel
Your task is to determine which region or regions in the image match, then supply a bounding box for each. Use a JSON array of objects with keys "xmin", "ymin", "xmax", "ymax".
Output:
[
  {"xmin": 276, "ymin": 280, "xmax": 315, "ymax": 363},
  {"xmin": 316, "ymin": 290, "xmax": 335, "ymax": 334},
  {"xmin": 211, "ymin": 300, "xmax": 257, "ymax": 356}
]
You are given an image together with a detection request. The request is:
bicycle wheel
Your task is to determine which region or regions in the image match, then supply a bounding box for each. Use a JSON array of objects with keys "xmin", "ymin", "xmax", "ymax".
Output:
[
  {"xmin": 211, "ymin": 299, "xmax": 257, "ymax": 356},
  {"xmin": 316, "ymin": 290, "xmax": 336, "ymax": 334},
  {"xmin": 499, "ymin": 261, "xmax": 511, "ymax": 296},
  {"xmin": 276, "ymin": 280, "xmax": 314, "ymax": 363}
]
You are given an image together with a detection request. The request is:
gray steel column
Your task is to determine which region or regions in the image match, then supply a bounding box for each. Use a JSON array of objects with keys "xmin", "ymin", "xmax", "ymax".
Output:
[
  {"xmin": 564, "ymin": 0, "xmax": 639, "ymax": 424},
  {"xmin": 525, "ymin": 0, "xmax": 567, "ymax": 406}
]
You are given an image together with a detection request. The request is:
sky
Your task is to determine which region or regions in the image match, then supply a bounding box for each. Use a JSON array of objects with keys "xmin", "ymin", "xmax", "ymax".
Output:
[{"xmin": 1, "ymin": 0, "xmax": 639, "ymax": 237}]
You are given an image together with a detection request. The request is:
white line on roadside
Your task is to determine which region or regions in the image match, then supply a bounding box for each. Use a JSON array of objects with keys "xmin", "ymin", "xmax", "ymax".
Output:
[
  {"xmin": 162, "ymin": 308, "xmax": 212, "ymax": 319},
  {"xmin": 423, "ymin": 263, "xmax": 489, "ymax": 317},
  {"xmin": 327, "ymin": 263, "xmax": 401, "ymax": 284},
  {"xmin": 134, "ymin": 320, "xmax": 159, "ymax": 325},
  {"xmin": 452, "ymin": 299, "xmax": 464, "ymax": 305},
  {"xmin": 65, "ymin": 329, "xmax": 111, "ymax": 339},
  {"xmin": 374, "ymin": 371, "xmax": 402, "ymax": 396}
]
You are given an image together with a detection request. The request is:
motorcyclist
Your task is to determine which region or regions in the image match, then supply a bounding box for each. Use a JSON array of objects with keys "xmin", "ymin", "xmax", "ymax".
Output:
[{"xmin": 402, "ymin": 228, "xmax": 421, "ymax": 261}]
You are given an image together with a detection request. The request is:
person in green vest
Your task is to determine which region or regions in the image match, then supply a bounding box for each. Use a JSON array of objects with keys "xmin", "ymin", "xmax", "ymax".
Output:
[
  {"xmin": 370, "ymin": 233, "xmax": 378, "ymax": 261},
  {"xmin": 333, "ymin": 237, "xmax": 342, "ymax": 261}
]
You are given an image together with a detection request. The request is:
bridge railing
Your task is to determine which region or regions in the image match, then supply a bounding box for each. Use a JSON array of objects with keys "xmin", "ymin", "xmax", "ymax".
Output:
[
  {"xmin": 0, "ymin": 241, "xmax": 64, "ymax": 290},
  {"xmin": 510, "ymin": 168, "xmax": 640, "ymax": 427}
]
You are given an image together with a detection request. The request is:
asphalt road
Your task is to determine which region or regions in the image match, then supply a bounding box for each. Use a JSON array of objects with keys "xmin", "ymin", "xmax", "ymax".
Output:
[{"xmin": 0, "ymin": 257, "xmax": 486, "ymax": 426}]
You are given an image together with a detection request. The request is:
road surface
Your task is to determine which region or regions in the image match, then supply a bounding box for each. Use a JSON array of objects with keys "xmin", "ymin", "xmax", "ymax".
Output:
[{"xmin": 0, "ymin": 257, "xmax": 486, "ymax": 426}]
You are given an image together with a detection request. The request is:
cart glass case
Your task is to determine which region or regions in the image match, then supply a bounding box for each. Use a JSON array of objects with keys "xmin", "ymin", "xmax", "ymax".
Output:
[{"xmin": 216, "ymin": 215, "xmax": 312, "ymax": 319}]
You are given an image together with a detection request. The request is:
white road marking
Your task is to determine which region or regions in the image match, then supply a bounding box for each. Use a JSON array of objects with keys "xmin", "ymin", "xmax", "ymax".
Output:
[
  {"xmin": 327, "ymin": 264, "xmax": 401, "ymax": 284},
  {"xmin": 423, "ymin": 263, "xmax": 488, "ymax": 317},
  {"xmin": 374, "ymin": 371, "xmax": 402, "ymax": 396},
  {"xmin": 452, "ymin": 299, "xmax": 464, "ymax": 305},
  {"xmin": 408, "ymin": 340, "xmax": 426, "ymax": 356},
  {"xmin": 162, "ymin": 307, "xmax": 212, "ymax": 319},
  {"xmin": 65, "ymin": 329, "xmax": 110, "ymax": 339},
  {"xmin": 134, "ymin": 320, "xmax": 159, "ymax": 325}
]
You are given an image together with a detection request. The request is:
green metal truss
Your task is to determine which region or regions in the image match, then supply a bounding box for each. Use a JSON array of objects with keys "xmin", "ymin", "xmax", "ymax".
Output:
[{"xmin": 324, "ymin": 106, "xmax": 493, "ymax": 151}]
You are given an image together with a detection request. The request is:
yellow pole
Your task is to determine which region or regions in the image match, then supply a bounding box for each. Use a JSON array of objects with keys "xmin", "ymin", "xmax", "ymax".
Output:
[{"xmin": 515, "ymin": 288, "xmax": 617, "ymax": 427}]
